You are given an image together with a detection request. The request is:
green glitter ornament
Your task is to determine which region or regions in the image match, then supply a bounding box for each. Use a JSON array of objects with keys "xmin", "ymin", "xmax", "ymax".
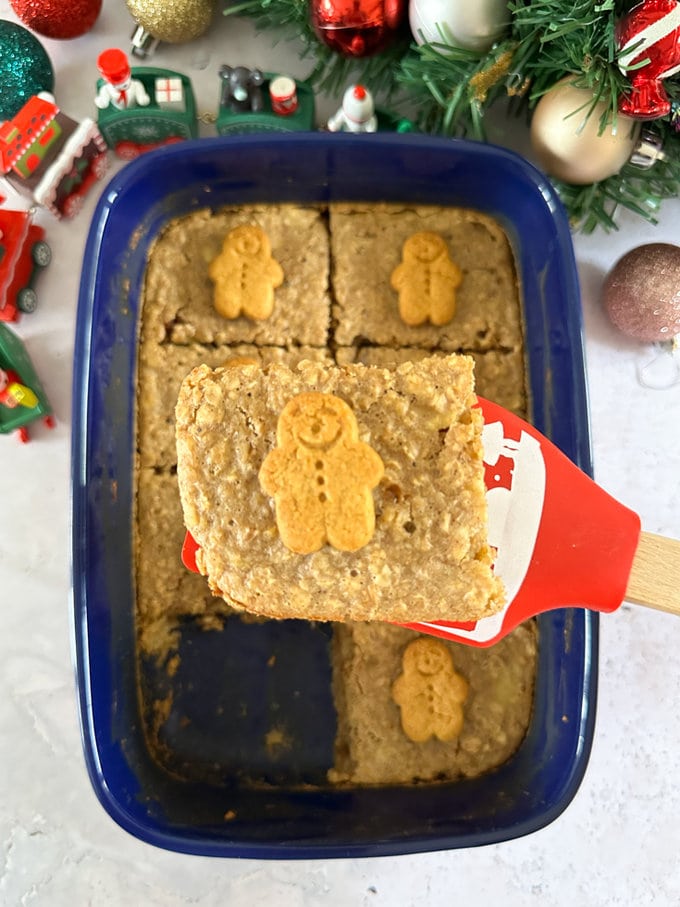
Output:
[{"xmin": 0, "ymin": 20, "xmax": 54, "ymax": 120}]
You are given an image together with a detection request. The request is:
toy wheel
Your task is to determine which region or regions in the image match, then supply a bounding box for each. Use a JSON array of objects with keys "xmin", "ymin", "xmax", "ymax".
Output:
[
  {"xmin": 92, "ymin": 152, "xmax": 109, "ymax": 178},
  {"xmin": 31, "ymin": 240, "xmax": 52, "ymax": 268},
  {"xmin": 17, "ymin": 287, "xmax": 38, "ymax": 314},
  {"xmin": 116, "ymin": 142, "xmax": 139, "ymax": 161},
  {"xmin": 63, "ymin": 193, "xmax": 83, "ymax": 218}
]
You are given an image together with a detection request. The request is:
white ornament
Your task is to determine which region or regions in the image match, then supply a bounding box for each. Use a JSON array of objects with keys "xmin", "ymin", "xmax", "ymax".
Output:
[{"xmin": 408, "ymin": 0, "xmax": 510, "ymax": 51}]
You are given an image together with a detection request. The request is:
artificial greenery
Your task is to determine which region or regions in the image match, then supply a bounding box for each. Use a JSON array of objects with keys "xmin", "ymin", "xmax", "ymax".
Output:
[
  {"xmin": 224, "ymin": 0, "xmax": 680, "ymax": 232},
  {"xmin": 225, "ymin": 0, "xmax": 413, "ymax": 95}
]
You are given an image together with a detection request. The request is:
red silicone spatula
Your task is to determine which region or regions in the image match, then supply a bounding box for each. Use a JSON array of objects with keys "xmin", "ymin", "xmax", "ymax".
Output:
[
  {"xmin": 181, "ymin": 397, "xmax": 680, "ymax": 647},
  {"xmin": 401, "ymin": 397, "xmax": 680, "ymax": 646}
]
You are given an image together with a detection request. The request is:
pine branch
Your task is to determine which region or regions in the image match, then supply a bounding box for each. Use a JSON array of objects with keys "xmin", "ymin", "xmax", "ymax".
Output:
[
  {"xmin": 397, "ymin": 40, "xmax": 505, "ymax": 138},
  {"xmin": 223, "ymin": 0, "xmax": 680, "ymax": 232},
  {"xmin": 224, "ymin": 0, "xmax": 412, "ymax": 96},
  {"xmin": 555, "ymin": 133, "xmax": 680, "ymax": 233}
]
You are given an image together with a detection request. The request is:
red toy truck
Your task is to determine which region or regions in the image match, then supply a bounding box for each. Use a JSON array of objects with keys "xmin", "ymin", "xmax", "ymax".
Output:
[{"xmin": 0, "ymin": 204, "xmax": 51, "ymax": 322}]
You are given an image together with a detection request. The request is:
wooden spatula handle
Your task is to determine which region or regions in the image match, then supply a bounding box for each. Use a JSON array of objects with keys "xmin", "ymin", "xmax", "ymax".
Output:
[{"xmin": 625, "ymin": 531, "xmax": 680, "ymax": 616}]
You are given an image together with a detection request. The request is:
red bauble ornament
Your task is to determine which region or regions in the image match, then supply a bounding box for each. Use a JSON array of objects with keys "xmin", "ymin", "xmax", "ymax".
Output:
[
  {"xmin": 616, "ymin": 0, "xmax": 680, "ymax": 119},
  {"xmin": 310, "ymin": 0, "xmax": 406, "ymax": 57},
  {"xmin": 9, "ymin": 0, "xmax": 102, "ymax": 40}
]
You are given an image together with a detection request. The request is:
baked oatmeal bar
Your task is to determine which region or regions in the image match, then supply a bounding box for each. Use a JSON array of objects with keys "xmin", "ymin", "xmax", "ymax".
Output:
[
  {"xmin": 330, "ymin": 621, "xmax": 538, "ymax": 785},
  {"xmin": 335, "ymin": 345, "xmax": 527, "ymax": 417},
  {"xmin": 330, "ymin": 203, "xmax": 523, "ymax": 351},
  {"xmin": 175, "ymin": 355, "xmax": 505, "ymax": 624},
  {"xmin": 135, "ymin": 468, "xmax": 234, "ymax": 659},
  {"xmin": 141, "ymin": 205, "xmax": 331, "ymax": 348}
]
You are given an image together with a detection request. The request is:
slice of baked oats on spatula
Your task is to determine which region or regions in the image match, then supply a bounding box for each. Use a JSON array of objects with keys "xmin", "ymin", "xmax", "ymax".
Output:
[
  {"xmin": 176, "ymin": 359, "xmax": 680, "ymax": 647},
  {"xmin": 176, "ymin": 354, "xmax": 503, "ymax": 626}
]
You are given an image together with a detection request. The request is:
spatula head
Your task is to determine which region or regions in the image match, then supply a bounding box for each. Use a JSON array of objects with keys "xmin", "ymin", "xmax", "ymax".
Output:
[
  {"xmin": 181, "ymin": 397, "xmax": 641, "ymax": 647},
  {"xmin": 400, "ymin": 398, "xmax": 641, "ymax": 646}
]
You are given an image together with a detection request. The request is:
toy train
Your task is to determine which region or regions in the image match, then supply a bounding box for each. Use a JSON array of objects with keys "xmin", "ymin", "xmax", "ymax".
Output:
[
  {"xmin": 94, "ymin": 57, "xmax": 413, "ymax": 159},
  {"xmin": 1, "ymin": 55, "xmax": 415, "ymax": 219},
  {"xmin": 94, "ymin": 62, "xmax": 318, "ymax": 160},
  {"xmin": 96, "ymin": 65, "xmax": 200, "ymax": 159}
]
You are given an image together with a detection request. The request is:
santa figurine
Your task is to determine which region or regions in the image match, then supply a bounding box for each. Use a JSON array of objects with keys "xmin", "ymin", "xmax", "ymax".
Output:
[
  {"xmin": 327, "ymin": 84, "xmax": 378, "ymax": 133},
  {"xmin": 95, "ymin": 48, "xmax": 150, "ymax": 111}
]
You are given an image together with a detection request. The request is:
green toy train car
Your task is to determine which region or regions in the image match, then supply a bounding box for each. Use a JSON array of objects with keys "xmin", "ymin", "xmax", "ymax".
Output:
[
  {"xmin": 96, "ymin": 66, "xmax": 199, "ymax": 160},
  {"xmin": 0, "ymin": 323, "xmax": 54, "ymax": 442},
  {"xmin": 216, "ymin": 68, "xmax": 316, "ymax": 135}
]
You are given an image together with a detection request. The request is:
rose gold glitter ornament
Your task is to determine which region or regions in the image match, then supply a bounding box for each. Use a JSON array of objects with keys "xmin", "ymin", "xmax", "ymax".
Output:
[{"xmin": 602, "ymin": 243, "xmax": 680, "ymax": 342}]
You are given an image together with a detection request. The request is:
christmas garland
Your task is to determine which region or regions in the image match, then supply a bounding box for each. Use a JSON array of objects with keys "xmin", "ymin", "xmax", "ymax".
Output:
[{"xmin": 224, "ymin": 0, "xmax": 680, "ymax": 232}]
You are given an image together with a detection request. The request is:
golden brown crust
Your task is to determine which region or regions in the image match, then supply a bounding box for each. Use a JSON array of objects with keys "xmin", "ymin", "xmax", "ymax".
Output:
[{"xmin": 334, "ymin": 346, "xmax": 528, "ymax": 417}]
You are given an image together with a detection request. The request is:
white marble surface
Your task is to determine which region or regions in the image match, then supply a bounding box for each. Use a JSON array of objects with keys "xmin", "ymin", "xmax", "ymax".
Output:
[{"xmin": 2, "ymin": 3, "xmax": 680, "ymax": 904}]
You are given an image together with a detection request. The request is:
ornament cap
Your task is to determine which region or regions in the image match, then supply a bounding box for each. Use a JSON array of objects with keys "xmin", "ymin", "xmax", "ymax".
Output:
[
  {"xmin": 97, "ymin": 48, "xmax": 131, "ymax": 86},
  {"xmin": 129, "ymin": 25, "xmax": 160, "ymax": 59},
  {"xmin": 630, "ymin": 128, "xmax": 667, "ymax": 169}
]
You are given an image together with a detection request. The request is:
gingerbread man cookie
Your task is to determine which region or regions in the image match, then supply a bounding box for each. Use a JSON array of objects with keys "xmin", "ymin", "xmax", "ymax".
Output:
[
  {"xmin": 208, "ymin": 224, "xmax": 284, "ymax": 321},
  {"xmin": 390, "ymin": 231, "xmax": 463, "ymax": 327},
  {"xmin": 391, "ymin": 637, "xmax": 469, "ymax": 743},
  {"xmin": 259, "ymin": 392, "xmax": 384, "ymax": 554}
]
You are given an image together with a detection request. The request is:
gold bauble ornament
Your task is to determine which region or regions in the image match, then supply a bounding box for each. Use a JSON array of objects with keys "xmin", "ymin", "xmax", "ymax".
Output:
[
  {"xmin": 530, "ymin": 78, "xmax": 641, "ymax": 185},
  {"xmin": 126, "ymin": 0, "xmax": 216, "ymax": 44}
]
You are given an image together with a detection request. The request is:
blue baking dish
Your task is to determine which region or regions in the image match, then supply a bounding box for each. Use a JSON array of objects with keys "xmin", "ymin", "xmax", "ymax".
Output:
[{"xmin": 71, "ymin": 133, "xmax": 596, "ymax": 857}]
